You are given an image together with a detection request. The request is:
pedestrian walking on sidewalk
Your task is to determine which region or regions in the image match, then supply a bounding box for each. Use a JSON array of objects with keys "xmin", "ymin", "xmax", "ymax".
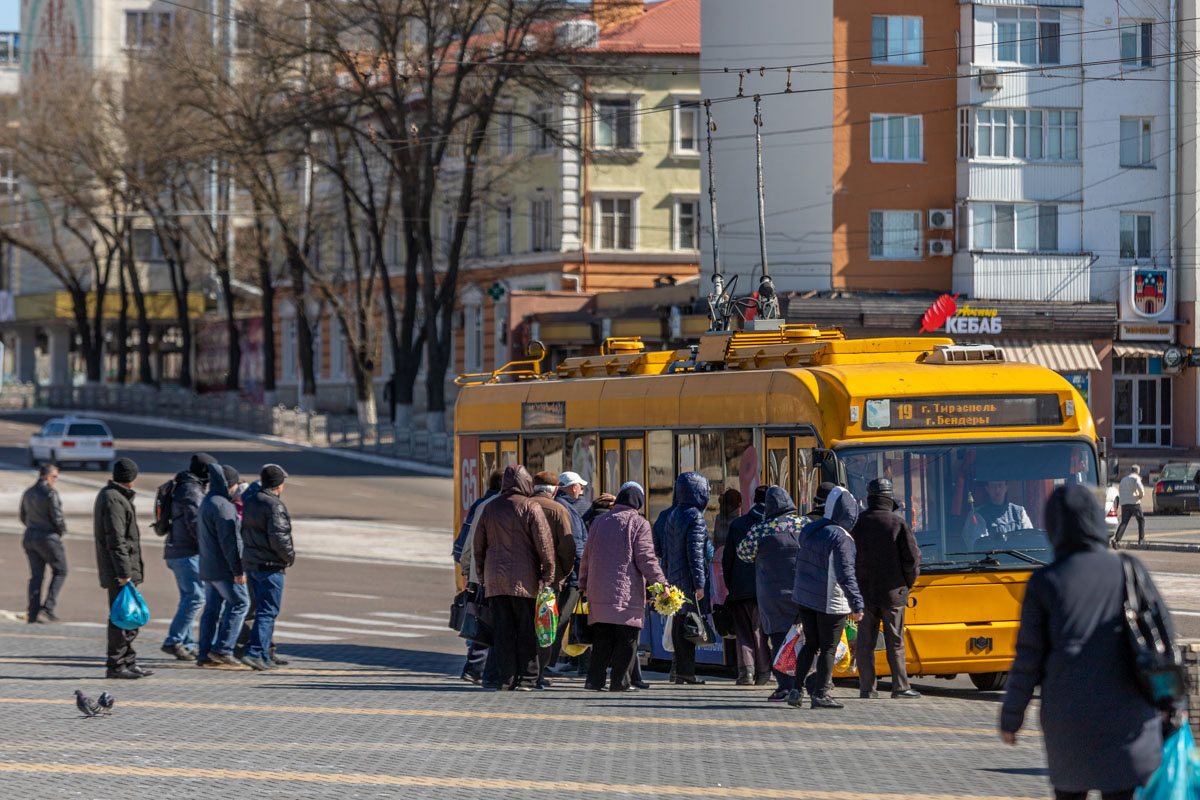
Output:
[
  {"xmin": 473, "ymin": 465, "xmax": 556, "ymax": 691},
  {"xmin": 653, "ymin": 472, "xmax": 713, "ymax": 686},
  {"xmin": 158, "ymin": 453, "xmax": 216, "ymax": 660},
  {"xmin": 94, "ymin": 458, "xmax": 152, "ymax": 680},
  {"xmin": 240, "ymin": 464, "xmax": 294, "ymax": 671},
  {"xmin": 789, "ymin": 487, "xmax": 864, "ymax": 709},
  {"xmin": 737, "ymin": 486, "xmax": 804, "ymax": 701},
  {"xmin": 723, "ymin": 485, "xmax": 771, "ymax": 686},
  {"xmin": 579, "ymin": 482, "xmax": 666, "ymax": 693},
  {"xmin": 851, "ymin": 479, "xmax": 921, "ymax": 700},
  {"xmin": 1112, "ymin": 465, "xmax": 1145, "ymax": 547},
  {"xmin": 530, "ymin": 471, "xmax": 577, "ymax": 686},
  {"xmin": 21, "ymin": 463, "xmax": 67, "ymax": 624},
  {"xmin": 1000, "ymin": 484, "xmax": 1176, "ymax": 800},
  {"xmin": 196, "ymin": 464, "xmax": 250, "ymax": 669}
]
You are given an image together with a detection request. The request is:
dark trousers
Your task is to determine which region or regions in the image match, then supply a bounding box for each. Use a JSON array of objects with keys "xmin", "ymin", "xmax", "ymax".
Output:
[
  {"xmin": 671, "ymin": 613, "xmax": 697, "ymax": 678},
  {"xmin": 730, "ymin": 598, "xmax": 771, "ymax": 674},
  {"xmin": 539, "ymin": 585, "xmax": 580, "ymax": 673},
  {"xmin": 24, "ymin": 532, "xmax": 67, "ymax": 619},
  {"xmin": 1055, "ymin": 790, "xmax": 1135, "ymax": 800},
  {"xmin": 588, "ymin": 622, "xmax": 639, "ymax": 691},
  {"xmin": 236, "ymin": 585, "xmax": 278, "ymax": 657},
  {"xmin": 245, "ymin": 571, "xmax": 284, "ymax": 661},
  {"xmin": 491, "ymin": 595, "xmax": 539, "ymax": 688},
  {"xmin": 767, "ymin": 631, "xmax": 795, "ymax": 693},
  {"xmin": 856, "ymin": 604, "xmax": 909, "ymax": 693},
  {"xmin": 105, "ymin": 584, "xmax": 139, "ymax": 671},
  {"xmin": 1114, "ymin": 504, "xmax": 1145, "ymax": 544},
  {"xmin": 794, "ymin": 608, "xmax": 847, "ymax": 698},
  {"xmin": 463, "ymin": 641, "xmax": 489, "ymax": 679}
]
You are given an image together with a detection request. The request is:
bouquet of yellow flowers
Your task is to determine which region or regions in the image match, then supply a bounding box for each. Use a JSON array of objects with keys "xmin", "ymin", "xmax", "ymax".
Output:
[{"xmin": 649, "ymin": 583, "xmax": 688, "ymax": 616}]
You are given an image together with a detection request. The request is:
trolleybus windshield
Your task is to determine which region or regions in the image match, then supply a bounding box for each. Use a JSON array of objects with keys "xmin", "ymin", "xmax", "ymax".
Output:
[{"xmin": 839, "ymin": 440, "xmax": 1098, "ymax": 570}]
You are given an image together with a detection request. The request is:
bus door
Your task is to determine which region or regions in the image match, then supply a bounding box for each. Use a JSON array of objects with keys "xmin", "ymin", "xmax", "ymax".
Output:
[
  {"xmin": 765, "ymin": 436, "xmax": 795, "ymax": 504},
  {"xmin": 479, "ymin": 441, "xmax": 499, "ymax": 484},
  {"xmin": 624, "ymin": 437, "xmax": 645, "ymax": 493},
  {"xmin": 602, "ymin": 439, "xmax": 621, "ymax": 496},
  {"xmin": 601, "ymin": 436, "xmax": 647, "ymax": 503},
  {"xmin": 765, "ymin": 434, "xmax": 820, "ymax": 512},
  {"xmin": 500, "ymin": 441, "xmax": 518, "ymax": 470}
]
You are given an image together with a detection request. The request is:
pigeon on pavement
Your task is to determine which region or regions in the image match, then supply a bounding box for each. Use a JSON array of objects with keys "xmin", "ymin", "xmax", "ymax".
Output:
[
  {"xmin": 97, "ymin": 692, "xmax": 114, "ymax": 715},
  {"xmin": 74, "ymin": 690, "xmax": 100, "ymax": 719}
]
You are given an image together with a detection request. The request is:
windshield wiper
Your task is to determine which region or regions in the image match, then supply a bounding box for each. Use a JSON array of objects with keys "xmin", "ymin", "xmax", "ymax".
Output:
[{"xmin": 947, "ymin": 549, "xmax": 1047, "ymax": 566}]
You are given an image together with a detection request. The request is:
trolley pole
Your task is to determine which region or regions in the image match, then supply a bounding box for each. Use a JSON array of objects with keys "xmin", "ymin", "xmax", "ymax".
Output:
[
  {"xmin": 704, "ymin": 99, "xmax": 720, "ymax": 284},
  {"xmin": 753, "ymin": 94, "xmax": 768, "ymax": 278}
]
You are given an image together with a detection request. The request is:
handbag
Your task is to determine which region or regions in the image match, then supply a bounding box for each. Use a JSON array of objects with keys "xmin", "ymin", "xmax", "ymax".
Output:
[
  {"xmin": 772, "ymin": 625, "xmax": 803, "ymax": 677},
  {"xmin": 448, "ymin": 589, "xmax": 470, "ymax": 632},
  {"xmin": 1121, "ymin": 553, "xmax": 1188, "ymax": 710},
  {"xmin": 569, "ymin": 597, "xmax": 593, "ymax": 646},
  {"xmin": 109, "ymin": 583, "xmax": 150, "ymax": 630},
  {"xmin": 458, "ymin": 587, "xmax": 494, "ymax": 647},
  {"xmin": 535, "ymin": 586, "xmax": 559, "ymax": 648},
  {"xmin": 682, "ymin": 608, "xmax": 717, "ymax": 647},
  {"xmin": 711, "ymin": 603, "xmax": 735, "ymax": 639}
]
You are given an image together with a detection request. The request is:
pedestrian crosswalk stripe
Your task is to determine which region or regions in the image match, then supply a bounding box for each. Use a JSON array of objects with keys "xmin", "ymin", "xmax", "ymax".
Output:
[
  {"xmin": 324, "ymin": 592, "xmax": 382, "ymax": 600},
  {"xmin": 367, "ymin": 611, "xmax": 446, "ymax": 623},
  {"xmin": 296, "ymin": 613, "xmax": 445, "ymax": 631},
  {"xmin": 272, "ymin": 621, "xmax": 422, "ymax": 639}
]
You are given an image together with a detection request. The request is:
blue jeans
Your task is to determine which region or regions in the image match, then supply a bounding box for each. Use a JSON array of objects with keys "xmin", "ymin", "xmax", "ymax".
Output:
[
  {"xmin": 245, "ymin": 571, "xmax": 285, "ymax": 660},
  {"xmin": 163, "ymin": 556, "xmax": 205, "ymax": 650},
  {"xmin": 196, "ymin": 579, "xmax": 250, "ymax": 660}
]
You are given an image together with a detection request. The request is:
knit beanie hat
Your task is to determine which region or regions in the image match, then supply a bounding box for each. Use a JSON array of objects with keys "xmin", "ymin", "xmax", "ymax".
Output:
[
  {"xmin": 222, "ymin": 465, "xmax": 240, "ymax": 488},
  {"xmin": 261, "ymin": 464, "xmax": 288, "ymax": 489},
  {"xmin": 190, "ymin": 453, "xmax": 217, "ymax": 478},
  {"xmin": 112, "ymin": 457, "xmax": 139, "ymax": 483}
]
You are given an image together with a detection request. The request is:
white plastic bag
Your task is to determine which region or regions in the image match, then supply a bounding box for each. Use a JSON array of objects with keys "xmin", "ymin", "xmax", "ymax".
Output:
[{"xmin": 661, "ymin": 612, "xmax": 675, "ymax": 653}]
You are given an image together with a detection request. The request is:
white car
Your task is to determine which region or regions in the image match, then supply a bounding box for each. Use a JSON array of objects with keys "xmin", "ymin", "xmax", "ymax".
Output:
[
  {"xmin": 1105, "ymin": 484, "xmax": 1120, "ymax": 534},
  {"xmin": 28, "ymin": 417, "xmax": 117, "ymax": 470}
]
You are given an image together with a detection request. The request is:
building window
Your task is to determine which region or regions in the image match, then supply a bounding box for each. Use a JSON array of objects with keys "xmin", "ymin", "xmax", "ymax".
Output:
[
  {"xmin": 530, "ymin": 198, "xmax": 553, "ymax": 252},
  {"xmin": 871, "ymin": 16, "xmax": 922, "ymax": 65},
  {"xmin": 958, "ymin": 108, "xmax": 971, "ymax": 159},
  {"xmin": 973, "ymin": 203, "xmax": 1058, "ymax": 252},
  {"xmin": 1120, "ymin": 118, "xmax": 1154, "ymax": 167},
  {"xmin": 497, "ymin": 112, "xmax": 514, "ymax": 157},
  {"xmin": 498, "ymin": 204, "xmax": 513, "ymax": 255},
  {"xmin": 1121, "ymin": 20, "xmax": 1154, "ymax": 69},
  {"xmin": 0, "ymin": 32, "xmax": 18, "ymax": 64},
  {"xmin": 674, "ymin": 198, "xmax": 699, "ymax": 251},
  {"xmin": 0, "ymin": 150, "xmax": 14, "ymax": 195},
  {"xmin": 281, "ymin": 318, "xmax": 297, "ymax": 381},
  {"xmin": 469, "ymin": 204, "xmax": 484, "ymax": 258},
  {"xmin": 1120, "ymin": 213, "xmax": 1152, "ymax": 262},
  {"xmin": 596, "ymin": 197, "xmax": 634, "ymax": 250},
  {"xmin": 531, "ymin": 104, "xmax": 554, "ymax": 152},
  {"xmin": 465, "ymin": 305, "xmax": 483, "ymax": 374},
  {"xmin": 975, "ymin": 108, "xmax": 1077, "ymax": 161},
  {"xmin": 981, "ymin": 7, "xmax": 1060, "ymax": 66},
  {"xmin": 329, "ymin": 319, "xmax": 345, "ymax": 379},
  {"xmin": 125, "ymin": 11, "xmax": 173, "ymax": 49},
  {"xmin": 595, "ymin": 99, "xmax": 635, "ymax": 150},
  {"xmin": 869, "ymin": 114, "xmax": 922, "ymax": 162},
  {"xmin": 674, "ymin": 99, "xmax": 700, "ymax": 156},
  {"xmin": 868, "ymin": 210, "xmax": 922, "ymax": 260},
  {"xmin": 132, "ymin": 229, "xmax": 167, "ymax": 262}
]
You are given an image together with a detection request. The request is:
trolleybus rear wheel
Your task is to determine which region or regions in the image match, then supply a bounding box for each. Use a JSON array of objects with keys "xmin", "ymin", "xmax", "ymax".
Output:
[{"xmin": 969, "ymin": 671, "xmax": 1008, "ymax": 691}]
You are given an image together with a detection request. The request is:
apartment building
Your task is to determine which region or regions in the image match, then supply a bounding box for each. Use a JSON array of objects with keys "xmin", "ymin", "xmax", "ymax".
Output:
[{"xmin": 703, "ymin": 0, "xmax": 1200, "ymax": 454}]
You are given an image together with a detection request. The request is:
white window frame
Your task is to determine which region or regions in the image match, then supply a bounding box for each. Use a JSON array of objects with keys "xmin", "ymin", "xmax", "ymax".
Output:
[
  {"xmin": 672, "ymin": 96, "xmax": 701, "ymax": 157},
  {"xmin": 1120, "ymin": 117, "xmax": 1154, "ymax": 167},
  {"xmin": 529, "ymin": 197, "xmax": 553, "ymax": 252},
  {"xmin": 530, "ymin": 103, "xmax": 554, "ymax": 153},
  {"xmin": 465, "ymin": 304, "xmax": 484, "ymax": 374},
  {"xmin": 869, "ymin": 114, "xmax": 923, "ymax": 163},
  {"xmin": 871, "ymin": 15, "xmax": 923, "ymax": 65},
  {"xmin": 1120, "ymin": 213, "xmax": 1153, "ymax": 263},
  {"xmin": 673, "ymin": 196, "xmax": 700, "ymax": 251},
  {"xmin": 972, "ymin": 203, "xmax": 1060, "ymax": 252},
  {"xmin": 0, "ymin": 33, "xmax": 18, "ymax": 65},
  {"xmin": 983, "ymin": 7, "xmax": 1061, "ymax": 66},
  {"xmin": 329, "ymin": 318, "xmax": 345, "ymax": 379},
  {"xmin": 593, "ymin": 194, "xmax": 638, "ymax": 251},
  {"xmin": 1120, "ymin": 19, "xmax": 1155, "ymax": 70},
  {"xmin": 593, "ymin": 96, "xmax": 639, "ymax": 152},
  {"xmin": 281, "ymin": 316, "xmax": 297, "ymax": 382},
  {"xmin": 868, "ymin": 210, "xmax": 923, "ymax": 260},
  {"xmin": 497, "ymin": 112, "xmax": 515, "ymax": 157},
  {"xmin": 973, "ymin": 108, "xmax": 1078, "ymax": 162},
  {"xmin": 497, "ymin": 202, "xmax": 514, "ymax": 256},
  {"xmin": 125, "ymin": 11, "xmax": 173, "ymax": 49}
]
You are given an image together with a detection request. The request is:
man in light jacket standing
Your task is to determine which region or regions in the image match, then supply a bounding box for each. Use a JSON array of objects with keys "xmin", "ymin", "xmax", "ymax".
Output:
[
  {"xmin": 196, "ymin": 464, "xmax": 250, "ymax": 669},
  {"xmin": 851, "ymin": 479, "xmax": 921, "ymax": 700},
  {"xmin": 22, "ymin": 463, "xmax": 67, "ymax": 624},
  {"xmin": 1113, "ymin": 465, "xmax": 1145, "ymax": 547},
  {"xmin": 94, "ymin": 458, "xmax": 152, "ymax": 679}
]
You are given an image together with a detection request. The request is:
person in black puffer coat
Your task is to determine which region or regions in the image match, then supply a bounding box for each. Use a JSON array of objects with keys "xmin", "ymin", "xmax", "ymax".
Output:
[
  {"xmin": 239, "ymin": 464, "xmax": 294, "ymax": 671},
  {"xmin": 652, "ymin": 472, "xmax": 712, "ymax": 685},
  {"xmin": 722, "ymin": 485, "xmax": 771, "ymax": 686}
]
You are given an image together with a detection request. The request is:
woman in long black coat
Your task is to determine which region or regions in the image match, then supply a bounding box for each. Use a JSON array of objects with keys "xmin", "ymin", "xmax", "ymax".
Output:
[{"xmin": 1000, "ymin": 483, "xmax": 1171, "ymax": 800}]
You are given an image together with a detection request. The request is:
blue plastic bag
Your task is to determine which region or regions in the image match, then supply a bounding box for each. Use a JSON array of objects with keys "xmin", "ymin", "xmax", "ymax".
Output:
[
  {"xmin": 1138, "ymin": 725, "xmax": 1200, "ymax": 800},
  {"xmin": 109, "ymin": 583, "xmax": 149, "ymax": 630}
]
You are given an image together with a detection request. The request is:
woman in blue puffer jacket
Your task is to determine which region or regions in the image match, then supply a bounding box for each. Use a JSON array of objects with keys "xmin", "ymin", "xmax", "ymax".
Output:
[{"xmin": 653, "ymin": 472, "xmax": 713, "ymax": 685}]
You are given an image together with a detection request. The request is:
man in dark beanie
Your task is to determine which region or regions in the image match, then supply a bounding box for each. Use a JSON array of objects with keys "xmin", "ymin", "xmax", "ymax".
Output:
[
  {"xmin": 94, "ymin": 457, "xmax": 152, "ymax": 679},
  {"xmin": 159, "ymin": 452, "xmax": 217, "ymax": 660},
  {"xmin": 240, "ymin": 464, "xmax": 293, "ymax": 670}
]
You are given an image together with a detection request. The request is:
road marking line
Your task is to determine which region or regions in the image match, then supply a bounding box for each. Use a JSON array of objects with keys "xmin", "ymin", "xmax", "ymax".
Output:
[
  {"xmin": 0, "ymin": 697, "xmax": 1021, "ymax": 736},
  {"xmin": 61, "ymin": 622, "xmax": 107, "ymax": 629},
  {"xmin": 367, "ymin": 611, "xmax": 447, "ymax": 623},
  {"xmin": 271, "ymin": 632, "xmax": 344, "ymax": 641},
  {"xmin": 324, "ymin": 592, "xmax": 382, "ymax": 600},
  {"xmin": 273, "ymin": 621, "xmax": 423, "ymax": 639},
  {"xmin": 0, "ymin": 761, "xmax": 1040, "ymax": 798},
  {"xmin": 0, "ymin": 632, "xmax": 102, "ymax": 641},
  {"xmin": 296, "ymin": 612, "xmax": 445, "ymax": 630}
]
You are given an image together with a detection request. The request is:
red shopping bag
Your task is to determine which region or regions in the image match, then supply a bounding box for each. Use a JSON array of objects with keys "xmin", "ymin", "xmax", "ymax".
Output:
[{"xmin": 772, "ymin": 626, "xmax": 802, "ymax": 677}]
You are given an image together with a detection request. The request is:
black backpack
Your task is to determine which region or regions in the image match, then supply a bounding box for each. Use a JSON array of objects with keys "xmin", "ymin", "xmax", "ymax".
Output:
[
  {"xmin": 1120, "ymin": 553, "xmax": 1187, "ymax": 710},
  {"xmin": 152, "ymin": 478, "xmax": 178, "ymax": 536}
]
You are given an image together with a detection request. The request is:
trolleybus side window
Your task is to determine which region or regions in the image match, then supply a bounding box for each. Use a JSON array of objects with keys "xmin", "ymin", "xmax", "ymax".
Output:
[
  {"xmin": 766, "ymin": 437, "xmax": 791, "ymax": 501},
  {"xmin": 625, "ymin": 438, "xmax": 645, "ymax": 493},
  {"xmin": 724, "ymin": 428, "xmax": 757, "ymax": 516},
  {"xmin": 566, "ymin": 432, "xmax": 598, "ymax": 503},
  {"xmin": 523, "ymin": 435, "xmax": 564, "ymax": 476},
  {"xmin": 646, "ymin": 430, "xmax": 673, "ymax": 523},
  {"xmin": 602, "ymin": 439, "xmax": 621, "ymax": 496},
  {"xmin": 479, "ymin": 442, "xmax": 499, "ymax": 486},
  {"xmin": 500, "ymin": 441, "xmax": 518, "ymax": 470}
]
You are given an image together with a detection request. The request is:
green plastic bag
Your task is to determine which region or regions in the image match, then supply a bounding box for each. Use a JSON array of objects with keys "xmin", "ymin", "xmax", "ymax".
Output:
[
  {"xmin": 535, "ymin": 586, "xmax": 558, "ymax": 648},
  {"xmin": 1138, "ymin": 724, "xmax": 1200, "ymax": 800}
]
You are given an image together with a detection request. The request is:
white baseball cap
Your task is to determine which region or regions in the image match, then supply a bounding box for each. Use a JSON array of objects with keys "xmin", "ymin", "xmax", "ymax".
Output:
[{"xmin": 559, "ymin": 471, "xmax": 588, "ymax": 487}]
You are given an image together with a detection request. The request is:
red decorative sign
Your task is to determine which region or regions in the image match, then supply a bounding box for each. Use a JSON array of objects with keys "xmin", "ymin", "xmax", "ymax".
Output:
[
  {"xmin": 919, "ymin": 294, "xmax": 959, "ymax": 333},
  {"xmin": 1133, "ymin": 270, "xmax": 1167, "ymax": 316}
]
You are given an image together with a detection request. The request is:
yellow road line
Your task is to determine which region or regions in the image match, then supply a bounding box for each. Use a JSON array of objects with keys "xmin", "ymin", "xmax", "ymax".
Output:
[
  {"xmin": 0, "ymin": 697, "xmax": 1013, "ymax": 737},
  {"xmin": 0, "ymin": 633, "xmax": 102, "ymax": 641},
  {"xmin": 0, "ymin": 658, "xmax": 442, "ymax": 678},
  {"xmin": 0, "ymin": 761, "xmax": 1041, "ymax": 799}
]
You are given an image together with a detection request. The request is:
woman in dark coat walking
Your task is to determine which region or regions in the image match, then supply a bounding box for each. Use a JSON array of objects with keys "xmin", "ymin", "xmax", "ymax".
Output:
[{"xmin": 1000, "ymin": 483, "xmax": 1171, "ymax": 800}]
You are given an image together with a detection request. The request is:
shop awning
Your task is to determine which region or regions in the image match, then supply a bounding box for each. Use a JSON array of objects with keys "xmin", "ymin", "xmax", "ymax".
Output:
[
  {"xmin": 1000, "ymin": 341, "xmax": 1103, "ymax": 373},
  {"xmin": 1112, "ymin": 342, "xmax": 1171, "ymax": 358}
]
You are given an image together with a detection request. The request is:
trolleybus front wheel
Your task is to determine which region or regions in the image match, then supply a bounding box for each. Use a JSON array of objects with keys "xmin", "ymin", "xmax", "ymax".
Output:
[{"xmin": 969, "ymin": 671, "xmax": 1008, "ymax": 691}]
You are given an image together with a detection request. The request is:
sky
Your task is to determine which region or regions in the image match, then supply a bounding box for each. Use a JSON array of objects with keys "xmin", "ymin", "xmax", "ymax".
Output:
[{"xmin": 0, "ymin": 1, "xmax": 15, "ymax": 33}]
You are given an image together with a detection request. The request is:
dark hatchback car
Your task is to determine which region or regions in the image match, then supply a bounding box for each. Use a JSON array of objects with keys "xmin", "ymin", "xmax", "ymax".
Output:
[{"xmin": 1153, "ymin": 462, "xmax": 1200, "ymax": 514}]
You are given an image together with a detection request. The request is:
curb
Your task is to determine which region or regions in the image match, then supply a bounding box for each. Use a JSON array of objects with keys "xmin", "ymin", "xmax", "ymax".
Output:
[
  {"xmin": 7, "ymin": 407, "xmax": 454, "ymax": 478},
  {"xmin": 1120, "ymin": 542, "xmax": 1200, "ymax": 553}
]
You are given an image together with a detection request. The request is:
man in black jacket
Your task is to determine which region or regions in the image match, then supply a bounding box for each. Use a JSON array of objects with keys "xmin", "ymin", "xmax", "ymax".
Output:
[
  {"xmin": 160, "ymin": 453, "xmax": 216, "ymax": 660},
  {"xmin": 94, "ymin": 458, "xmax": 153, "ymax": 679},
  {"xmin": 722, "ymin": 485, "xmax": 771, "ymax": 685},
  {"xmin": 851, "ymin": 478, "xmax": 921, "ymax": 699},
  {"xmin": 240, "ymin": 464, "xmax": 294, "ymax": 671},
  {"xmin": 21, "ymin": 463, "xmax": 67, "ymax": 624}
]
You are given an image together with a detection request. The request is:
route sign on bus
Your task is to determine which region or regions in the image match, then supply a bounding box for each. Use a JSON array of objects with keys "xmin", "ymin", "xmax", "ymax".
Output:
[{"xmin": 863, "ymin": 395, "xmax": 1062, "ymax": 431}]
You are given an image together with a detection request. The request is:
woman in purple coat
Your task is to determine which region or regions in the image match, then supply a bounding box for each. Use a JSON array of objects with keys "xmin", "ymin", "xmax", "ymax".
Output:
[{"xmin": 579, "ymin": 482, "xmax": 667, "ymax": 692}]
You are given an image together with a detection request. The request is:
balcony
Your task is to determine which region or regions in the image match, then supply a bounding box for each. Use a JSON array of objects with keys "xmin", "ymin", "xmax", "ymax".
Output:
[{"xmin": 952, "ymin": 251, "xmax": 1093, "ymax": 302}]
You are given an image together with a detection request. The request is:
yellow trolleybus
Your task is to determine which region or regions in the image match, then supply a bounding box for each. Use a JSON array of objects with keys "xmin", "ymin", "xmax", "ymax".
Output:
[{"xmin": 453, "ymin": 325, "xmax": 1101, "ymax": 689}]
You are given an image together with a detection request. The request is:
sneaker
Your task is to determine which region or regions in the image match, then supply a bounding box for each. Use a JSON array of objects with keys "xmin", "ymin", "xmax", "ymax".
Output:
[
  {"xmin": 768, "ymin": 689, "xmax": 789, "ymax": 702},
  {"xmin": 241, "ymin": 655, "xmax": 273, "ymax": 671},
  {"xmin": 633, "ymin": 680, "xmax": 651, "ymax": 690},
  {"xmin": 270, "ymin": 655, "xmax": 289, "ymax": 666},
  {"xmin": 39, "ymin": 608, "xmax": 60, "ymax": 623},
  {"xmin": 208, "ymin": 652, "xmax": 250, "ymax": 670},
  {"xmin": 129, "ymin": 665, "xmax": 154, "ymax": 678},
  {"xmin": 786, "ymin": 689, "xmax": 804, "ymax": 707},
  {"xmin": 609, "ymin": 685, "xmax": 639, "ymax": 693},
  {"xmin": 105, "ymin": 668, "xmax": 142, "ymax": 679},
  {"xmin": 461, "ymin": 671, "xmax": 483, "ymax": 685},
  {"xmin": 891, "ymin": 689, "xmax": 921, "ymax": 699},
  {"xmin": 672, "ymin": 675, "xmax": 706, "ymax": 685},
  {"xmin": 860, "ymin": 690, "xmax": 879, "ymax": 699},
  {"xmin": 810, "ymin": 694, "xmax": 844, "ymax": 709},
  {"xmin": 162, "ymin": 643, "xmax": 194, "ymax": 661},
  {"xmin": 197, "ymin": 656, "xmax": 221, "ymax": 668}
]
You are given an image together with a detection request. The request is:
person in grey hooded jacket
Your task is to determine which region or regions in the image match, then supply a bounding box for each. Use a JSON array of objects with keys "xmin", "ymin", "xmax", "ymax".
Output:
[
  {"xmin": 1000, "ymin": 483, "xmax": 1174, "ymax": 800},
  {"xmin": 195, "ymin": 464, "xmax": 249, "ymax": 668}
]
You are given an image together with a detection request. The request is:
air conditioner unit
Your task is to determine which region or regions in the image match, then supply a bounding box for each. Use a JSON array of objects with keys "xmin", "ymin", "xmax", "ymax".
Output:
[
  {"xmin": 928, "ymin": 209, "xmax": 954, "ymax": 230},
  {"xmin": 928, "ymin": 239, "xmax": 953, "ymax": 257},
  {"xmin": 979, "ymin": 70, "xmax": 1002, "ymax": 90}
]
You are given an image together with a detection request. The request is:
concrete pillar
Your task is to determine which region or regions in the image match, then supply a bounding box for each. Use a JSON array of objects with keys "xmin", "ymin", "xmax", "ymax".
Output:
[
  {"xmin": 48, "ymin": 326, "xmax": 70, "ymax": 387},
  {"xmin": 15, "ymin": 326, "xmax": 36, "ymax": 384}
]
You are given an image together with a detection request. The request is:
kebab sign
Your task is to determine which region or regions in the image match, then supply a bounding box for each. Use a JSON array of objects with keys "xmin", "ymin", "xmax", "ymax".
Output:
[{"xmin": 919, "ymin": 294, "xmax": 1003, "ymax": 335}]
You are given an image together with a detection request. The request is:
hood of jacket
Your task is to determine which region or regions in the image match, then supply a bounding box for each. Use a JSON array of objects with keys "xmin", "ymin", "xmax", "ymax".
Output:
[
  {"xmin": 1045, "ymin": 483, "xmax": 1107, "ymax": 559},
  {"xmin": 825, "ymin": 488, "xmax": 859, "ymax": 530},
  {"xmin": 764, "ymin": 487, "xmax": 796, "ymax": 519},
  {"xmin": 501, "ymin": 465, "xmax": 535, "ymax": 497},
  {"xmin": 207, "ymin": 462, "xmax": 232, "ymax": 500},
  {"xmin": 672, "ymin": 471, "xmax": 709, "ymax": 511},
  {"xmin": 615, "ymin": 483, "xmax": 645, "ymax": 511}
]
